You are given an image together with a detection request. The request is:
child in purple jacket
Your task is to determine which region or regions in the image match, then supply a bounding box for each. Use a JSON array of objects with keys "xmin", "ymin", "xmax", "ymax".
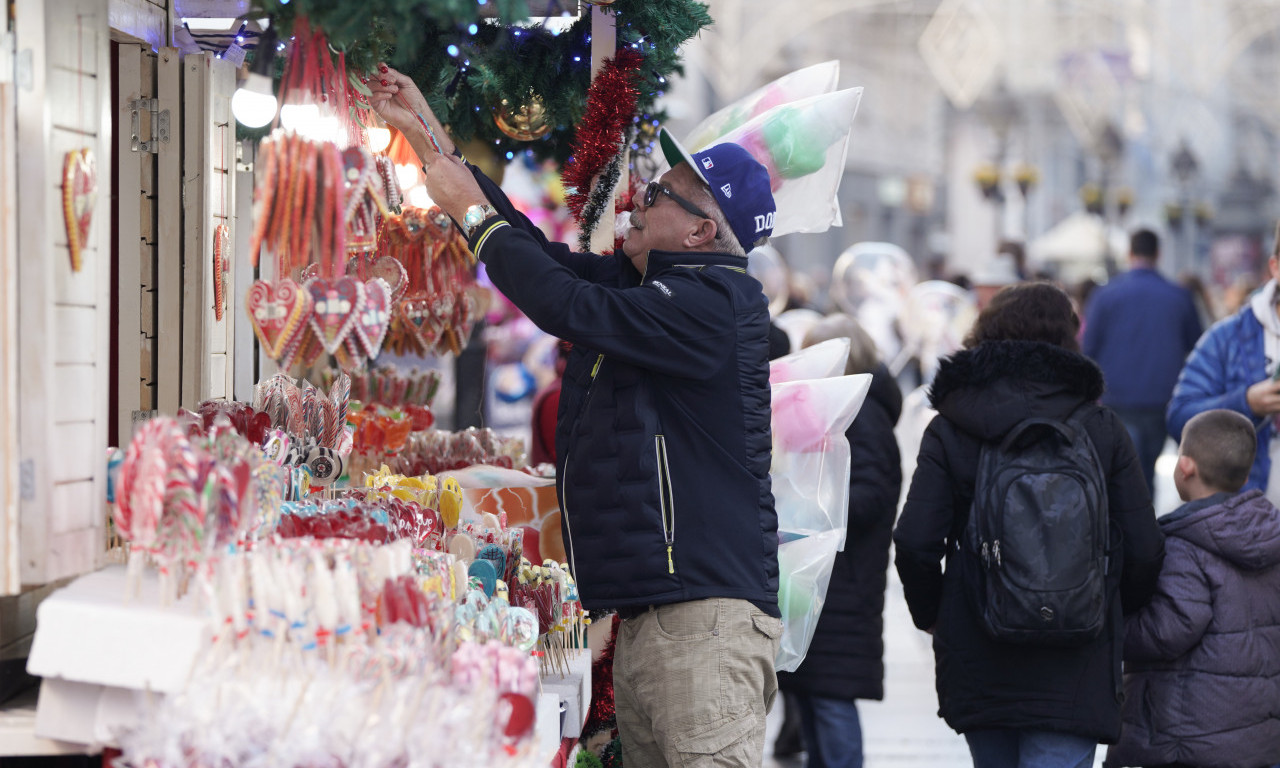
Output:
[{"xmin": 1106, "ymin": 409, "xmax": 1280, "ymax": 768}]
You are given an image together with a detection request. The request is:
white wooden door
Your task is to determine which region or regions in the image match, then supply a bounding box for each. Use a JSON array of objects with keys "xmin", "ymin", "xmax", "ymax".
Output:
[
  {"xmin": 0, "ymin": 37, "xmax": 20, "ymax": 595},
  {"xmin": 15, "ymin": 0, "xmax": 112, "ymax": 586},
  {"xmin": 180, "ymin": 51, "xmax": 236, "ymax": 407}
]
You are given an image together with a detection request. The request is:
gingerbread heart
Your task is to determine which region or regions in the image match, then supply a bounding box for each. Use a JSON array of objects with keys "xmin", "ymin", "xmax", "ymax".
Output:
[
  {"xmin": 213, "ymin": 224, "xmax": 230, "ymax": 321},
  {"xmin": 245, "ymin": 279, "xmax": 312, "ymax": 361},
  {"xmin": 347, "ymin": 254, "xmax": 408, "ymax": 302},
  {"xmin": 62, "ymin": 148, "xmax": 97, "ymax": 273},
  {"xmin": 353, "ymin": 278, "xmax": 392, "ymax": 359},
  {"xmin": 307, "ymin": 277, "xmax": 365, "ymax": 355},
  {"xmin": 397, "ymin": 295, "xmax": 438, "ymax": 353}
]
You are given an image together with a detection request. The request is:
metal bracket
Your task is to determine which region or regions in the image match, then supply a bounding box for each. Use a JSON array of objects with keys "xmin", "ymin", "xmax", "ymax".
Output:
[{"xmin": 130, "ymin": 98, "xmax": 170, "ymax": 153}]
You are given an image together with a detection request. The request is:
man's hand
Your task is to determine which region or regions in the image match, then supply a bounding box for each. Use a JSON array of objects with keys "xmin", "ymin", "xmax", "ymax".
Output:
[
  {"xmin": 425, "ymin": 154, "xmax": 488, "ymax": 225},
  {"xmin": 1246, "ymin": 377, "xmax": 1280, "ymax": 416},
  {"xmin": 366, "ymin": 64, "xmax": 456, "ymax": 162}
]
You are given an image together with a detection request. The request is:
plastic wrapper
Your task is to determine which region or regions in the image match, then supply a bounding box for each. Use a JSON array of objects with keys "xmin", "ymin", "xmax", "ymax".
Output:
[
  {"xmin": 696, "ymin": 88, "xmax": 862, "ymax": 238},
  {"xmin": 684, "ymin": 61, "xmax": 841, "ymax": 153},
  {"xmin": 902, "ymin": 280, "xmax": 977, "ymax": 383},
  {"xmin": 768, "ymin": 352, "xmax": 870, "ymax": 672},
  {"xmin": 769, "ymin": 338, "xmax": 850, "ymax": 384},
  {"xmin": 829, "ymin": 242, "xmax": 919, "ymax": 365}
]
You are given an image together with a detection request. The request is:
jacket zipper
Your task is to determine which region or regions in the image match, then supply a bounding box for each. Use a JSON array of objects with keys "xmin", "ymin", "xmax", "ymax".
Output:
[
  {"xmin": 561, "ymin": 353, "xmax": 605, "ymax": 581},
  {"xmin": 655, "ymin": 434, "xmax": 676, "ymax": 573}
]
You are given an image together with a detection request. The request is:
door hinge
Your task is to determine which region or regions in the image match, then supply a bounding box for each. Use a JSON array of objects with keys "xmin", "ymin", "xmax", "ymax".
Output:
[
  {"xmin": 130, "ymin": 98, "xmax": 170, "ymax": 153},
  {"xmin": 18, "ymin": 459, "xmax": 34, "ymax": 501}
]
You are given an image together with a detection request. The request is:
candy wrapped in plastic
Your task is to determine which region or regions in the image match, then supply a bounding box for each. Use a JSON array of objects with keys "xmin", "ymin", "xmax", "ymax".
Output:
[
  {"xmin": 684, "ymin": 61, "xmax": 841, "ymax": 156},
  {"xmin": 769, "ymin": 337, "xmax": 849, "ymax": 385},
  {"xmin": 901, "ymin": 280, "xmax": 977, "ymax": 383},
  {"xmin": 686, "ymin": 88, "xmax": 862, "ymax": 239},
  {"xmin": 771, "ymin": 375, "xmax": 870, "ymax": 544},
  {"xmin": 829, "ymin": 242, "xmax": 919, "ymax": 366},
  {"xmin": 769, "ymin": 345, "xmax": 871, "ymax": 672}
]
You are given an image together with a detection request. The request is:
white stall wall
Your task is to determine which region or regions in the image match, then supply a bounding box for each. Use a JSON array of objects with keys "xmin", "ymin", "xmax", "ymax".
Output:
[{"xmin": 15, "ymin": 0, "xmax": 113, "ymax": 587}]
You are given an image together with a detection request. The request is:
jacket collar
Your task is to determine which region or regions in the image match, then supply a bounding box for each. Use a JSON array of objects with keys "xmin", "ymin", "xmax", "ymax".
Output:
[
  {"xmin": 929, "ymin": 340, "xmax": 1105, "ymax": 410},
  {"xmin": 643, "ymin": 249, "xmax": 748, "ymax": 282}
]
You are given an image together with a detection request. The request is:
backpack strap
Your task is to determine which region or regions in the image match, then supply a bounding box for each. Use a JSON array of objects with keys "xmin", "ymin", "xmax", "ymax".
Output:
[{"xmin": 998, "ymin": 418, "xmax": 1075, "ymax": 452}]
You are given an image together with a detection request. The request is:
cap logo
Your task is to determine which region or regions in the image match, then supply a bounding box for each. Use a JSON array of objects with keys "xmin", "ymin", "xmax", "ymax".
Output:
[
  {"xmin": 754, "ymin": 212, "xmax": 775, "ymax": 233},
  {"xmin": 721, "ymin": 183, "xmax": 733, "ymax": 198},
  {"xmin": 701, "ymin": 157, "xmax": 714, "ymax": 170}
]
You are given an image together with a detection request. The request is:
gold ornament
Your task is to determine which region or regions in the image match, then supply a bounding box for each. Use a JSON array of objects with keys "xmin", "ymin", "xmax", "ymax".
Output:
[{"xmin": 493, "ymin": 93, "xmax": 552, "ymax": 141}]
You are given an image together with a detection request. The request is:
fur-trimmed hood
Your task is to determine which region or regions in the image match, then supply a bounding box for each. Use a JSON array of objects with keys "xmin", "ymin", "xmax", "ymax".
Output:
[{"xmin": 928, "ymin": 340, "xmax": 1105, "ymax": 442}]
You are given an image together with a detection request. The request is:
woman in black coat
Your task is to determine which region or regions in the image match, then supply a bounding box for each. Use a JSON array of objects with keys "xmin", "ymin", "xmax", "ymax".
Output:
[
  {"xmin": 892, "ymin": 282, "xmax": 1165, "ymax": 768},
  {"xmin": 777, "ymin": 314, "xmax": 902, "ymax": 768}
]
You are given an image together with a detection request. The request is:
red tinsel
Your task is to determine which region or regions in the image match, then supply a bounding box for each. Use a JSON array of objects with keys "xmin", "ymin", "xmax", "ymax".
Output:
[
  {"xmin": 562, "ymin": 50, "xmax": 643, "ymax": 224},
  {"xmin": 580, "ymin": 614, "xmax": 620, "ymax": 742}
]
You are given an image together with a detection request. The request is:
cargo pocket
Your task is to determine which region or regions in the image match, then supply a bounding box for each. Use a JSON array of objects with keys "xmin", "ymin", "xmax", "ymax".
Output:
[
  {"xmin": 672, "ymin": 712, "xmax": 756, "ymax": 768},
  {"xmin": 751, "ymin": 613, "xmax": 782, "ymax": 641}
]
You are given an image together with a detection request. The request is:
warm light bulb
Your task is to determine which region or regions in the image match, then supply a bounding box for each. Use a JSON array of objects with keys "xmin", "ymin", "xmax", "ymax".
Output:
[
  {"xmin": 231, "ymin": 73, "xmax": 277, "ymax": 128},
  {"xmin": 395, "ymin": 163, "xmax": 420, "ymax": 191},
  {"xmin": 279, "ymin": 102, "xmax": 319, "ymax": 132},
  {"xmin": 407, "ymin": 186, "xmax": 433, "ymax": 208},
  {"xmin": 368, "ymin": 126, "xmax": 392, "ymax": 154}
]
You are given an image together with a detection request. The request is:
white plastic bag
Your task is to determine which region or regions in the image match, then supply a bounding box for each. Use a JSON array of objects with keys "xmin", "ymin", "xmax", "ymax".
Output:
[
  {"xmin": 709, "ymin": 88, "xmax": 863, "ymax": 238},
  {"xmin": 684, "ymin": 61, "xmax": 841, "ymax": 152},
  {"xmin": 768, "ymin": 365, "xmax": 870, "ymax": 672},
  {"xmin": 769, "ymin": 338, "xmax": 849, "ymax": 384}
]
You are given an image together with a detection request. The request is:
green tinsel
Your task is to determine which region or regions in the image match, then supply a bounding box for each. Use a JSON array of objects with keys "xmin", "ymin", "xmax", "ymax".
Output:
[
  {"xmin": 574, "ymin": 749, "xmax": 605, "ymax": 768},
  {"xmin": 246, "ymin": 0, "xmax": 712, "ymax": 163}
]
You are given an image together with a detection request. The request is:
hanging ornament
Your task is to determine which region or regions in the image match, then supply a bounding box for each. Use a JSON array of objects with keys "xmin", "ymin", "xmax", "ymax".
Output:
[
  {"xmin": 213, "ymin": 224, "xmax": 230, "ymax": 321},
  {"xmin": 61, "ymin": 148, "xmax": 97, "ymax": 273},
  {"xmin": 493, "ymin": 93, "xmax": 552, "ymax": 141}
]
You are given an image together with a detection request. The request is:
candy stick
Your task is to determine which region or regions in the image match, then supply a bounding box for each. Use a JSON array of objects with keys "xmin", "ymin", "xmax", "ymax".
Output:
[{"xmin": 394, "ymin": 91, "xmax": 444, "ymax": 157}]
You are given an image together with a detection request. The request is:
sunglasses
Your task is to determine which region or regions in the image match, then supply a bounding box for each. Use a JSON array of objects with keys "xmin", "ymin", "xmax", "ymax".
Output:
[{"xmin": 643, "ymin": 181, "xmax": 710, "ymax": 220}]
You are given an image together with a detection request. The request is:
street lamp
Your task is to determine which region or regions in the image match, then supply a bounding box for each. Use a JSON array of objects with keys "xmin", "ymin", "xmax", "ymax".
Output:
[{"xmin": 1169, "ymin": 139, "xmax": 1200, "ymax": 274}]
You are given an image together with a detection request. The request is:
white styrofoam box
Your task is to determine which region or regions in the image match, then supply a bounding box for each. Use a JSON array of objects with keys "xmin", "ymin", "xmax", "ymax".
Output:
[
  {"xmin": 27, "ymin": 565, "xmax": 209, "ymax": 693},
  {"xmin": 535, "ymin": 691, "xmax": 562, "ymax": 763},
  {"xmin": 539, "ymin": 649, "xmax": 592, "ymax": 739},
  {"xmin": 33, "ymin": 678, "xmax": 100, "ymax": 745}
]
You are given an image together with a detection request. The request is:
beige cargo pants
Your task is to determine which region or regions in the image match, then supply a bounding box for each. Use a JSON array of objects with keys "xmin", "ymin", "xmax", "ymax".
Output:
[{"xmin": 613, "ymin": 598, "xmax": 783, "ymax": 768}]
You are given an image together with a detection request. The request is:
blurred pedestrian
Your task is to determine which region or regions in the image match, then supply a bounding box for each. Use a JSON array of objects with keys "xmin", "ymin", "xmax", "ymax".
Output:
[
  {"xmin": 1106, "ymin": 409, "xmax": 1280, "ymax": 768},
  {"xmin": 775, "ymin": 314, "xmax": 903, "ymax": 768},
  {"xmin": 1083, "ymin": 228, "xmax": 1202, "ymax": 497},
  {"xmin": 971, "ymin": 252, "xmax": 1021, "ymax": 311},
  {"xmin": 1168, "ymin": 224, "xmax": 1280, "ymax": 506},
  {"xmin": 894, "ymin": 282, "xmax": 1165, "ymax": 768}
]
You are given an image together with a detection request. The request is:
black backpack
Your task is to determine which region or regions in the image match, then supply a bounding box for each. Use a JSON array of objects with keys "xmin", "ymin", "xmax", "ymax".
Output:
[{"xmin": 965, "ymin": 405, "xmax": 1108, "ymax": 646}]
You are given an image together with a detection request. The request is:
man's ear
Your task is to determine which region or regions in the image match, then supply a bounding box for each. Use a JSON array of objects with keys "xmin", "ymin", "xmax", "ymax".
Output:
[{"xmin": 683, "ymin": 217, "xmax": 718, "ymax": 250}]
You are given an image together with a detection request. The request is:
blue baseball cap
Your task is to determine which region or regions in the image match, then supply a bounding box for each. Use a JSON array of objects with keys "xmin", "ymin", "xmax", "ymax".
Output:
[{"xmin": 659, "ymin": 129, "xmax": 776, "ymax": 252}]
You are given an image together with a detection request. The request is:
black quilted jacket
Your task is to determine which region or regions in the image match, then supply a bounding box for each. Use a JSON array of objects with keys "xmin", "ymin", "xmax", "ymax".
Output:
[{"xmin": 468, "ymin": 167, "xmax": 779, "ymax": 616}]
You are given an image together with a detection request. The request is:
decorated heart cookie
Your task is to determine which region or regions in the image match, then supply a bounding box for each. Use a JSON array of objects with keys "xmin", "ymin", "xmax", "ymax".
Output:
[
  {"xmin": 308, "ymin": 277, "xmax": 365, "ymax": 355},
  {"xmin": 245, "ymin": 279, "xmax": 311, "ymax": 361},
  {"xmin": 62, "ymin": 148, "xmax": 97, "ymax": 273}
]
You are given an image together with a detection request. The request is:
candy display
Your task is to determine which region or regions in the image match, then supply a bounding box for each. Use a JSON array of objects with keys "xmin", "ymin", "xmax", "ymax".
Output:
[{"xmin": 106, "ymin": 413, "xmax": 583, "ymax": 768}]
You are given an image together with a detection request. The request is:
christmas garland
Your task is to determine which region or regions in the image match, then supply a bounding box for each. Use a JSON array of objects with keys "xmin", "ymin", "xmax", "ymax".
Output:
[
  {"xmin": 562, "ymin": 48, "xmax": 641, "ymax": 243},
  {"xmin": 250, "ymin": 0, "xmax": 712, "ymax": 163}
]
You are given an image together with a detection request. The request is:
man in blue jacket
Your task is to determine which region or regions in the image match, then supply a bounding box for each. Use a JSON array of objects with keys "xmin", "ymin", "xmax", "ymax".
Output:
[
  {"xmin": 1084, "ymin": 228, "xmax": 1202, "ymax": 496},
  {"xmin": 1169, "ymin": 234, "xmax": 1280, "ymax": 507},
  {"xmin": 372, "ymin": 69, "xmax": 783, "ymax": 767}
]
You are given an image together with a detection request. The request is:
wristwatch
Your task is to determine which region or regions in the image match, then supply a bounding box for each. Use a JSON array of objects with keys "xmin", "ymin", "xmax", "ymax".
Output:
[{"xmin": 462, "ymin": 203, "xmax": 499, "ymax": 238}]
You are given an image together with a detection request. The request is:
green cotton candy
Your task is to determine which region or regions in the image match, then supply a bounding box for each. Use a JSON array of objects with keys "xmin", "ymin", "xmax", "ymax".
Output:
[
  {"xmin": 762, "ymin": 106, "xmax": 839, "ymax": 179},
  {"xmin": 777, "ymin": 565, "xmax": 814, "ymax": 626}
]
